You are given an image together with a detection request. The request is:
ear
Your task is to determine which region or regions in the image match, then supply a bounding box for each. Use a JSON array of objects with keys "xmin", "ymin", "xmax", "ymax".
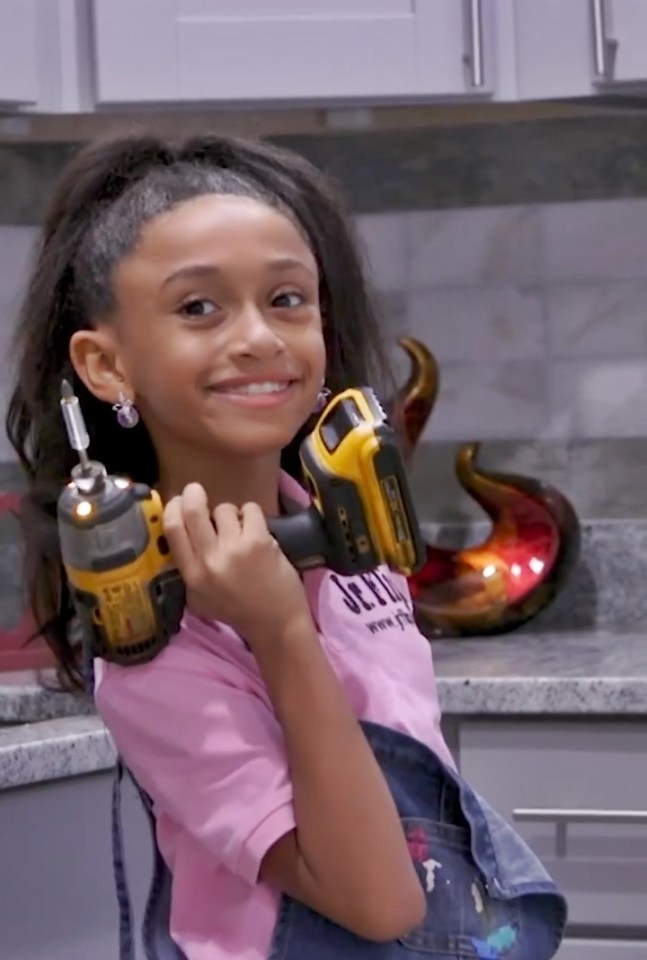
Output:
[{"xmin": 69, "ymin": 327, "xmax": 133, "ymax": 404}]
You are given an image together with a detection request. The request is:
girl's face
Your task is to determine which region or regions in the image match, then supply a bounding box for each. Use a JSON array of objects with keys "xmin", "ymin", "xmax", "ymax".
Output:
[{"xmin": 87, "ymin": 194, "xmax": 326, "ymax": 460}]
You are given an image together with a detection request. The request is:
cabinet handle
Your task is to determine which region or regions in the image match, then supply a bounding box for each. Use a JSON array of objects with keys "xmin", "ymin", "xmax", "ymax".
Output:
[
  {"xmin": 464, "ymin": 0, "xmax": 485, "ymax": 88},
  {"xmin": 513, "ymin": 808, "xmax": 647, "ymax": 826},
  {"xmin": 590, "ymin": 0, "xmax": 617, "ymax": 79}
]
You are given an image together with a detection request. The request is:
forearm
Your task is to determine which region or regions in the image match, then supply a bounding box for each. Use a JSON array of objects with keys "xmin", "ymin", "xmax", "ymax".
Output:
[{"xmin": 251, "ymin": 615, "xmax": 424, "ymax": 939}]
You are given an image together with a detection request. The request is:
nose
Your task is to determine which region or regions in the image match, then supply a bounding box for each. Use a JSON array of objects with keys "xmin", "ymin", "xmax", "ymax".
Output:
[{"xmin": 230, "ymin": 304, "xmax": 286, "ymax": 359}]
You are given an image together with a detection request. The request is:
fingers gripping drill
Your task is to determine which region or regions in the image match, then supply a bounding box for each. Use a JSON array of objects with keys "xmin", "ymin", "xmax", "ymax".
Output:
[{"xmin": 57, "ymin": 382, "xmax": 425, "ymax": 666}]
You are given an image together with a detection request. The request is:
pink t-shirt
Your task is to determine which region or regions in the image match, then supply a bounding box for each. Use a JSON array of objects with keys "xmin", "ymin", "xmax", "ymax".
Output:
[{"xmin": 94, "ymin": 472, "xmax": 453, "ymax": 960}]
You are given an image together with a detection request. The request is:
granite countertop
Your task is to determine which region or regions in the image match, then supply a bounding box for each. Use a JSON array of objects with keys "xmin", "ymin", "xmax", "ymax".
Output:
[
  {"xmin": 0, "ymin": 670, "xmax": 95, "ymax": 723},
  {"xmin": 0, "ymin": 716, "xmax": 116, "ymax": 791},
  {"xmin": 1, "ymin": 631, "xmax": 646, "ymax": 791},
  {"xmin": 431, "ymin": 630, "xmax": 647, "ymax": 715}
]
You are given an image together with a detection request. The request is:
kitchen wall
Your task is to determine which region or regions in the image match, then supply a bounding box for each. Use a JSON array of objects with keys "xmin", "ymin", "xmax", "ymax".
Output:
[
  {"xmin": 4, "ymin": 197, "xmax": 647, "ymax": 448},
  {"xmin": 356, "ymin": 197, "xmax": 647, "ymax": 444},
  {"xmin": 2, "ymin": 110, "xmax": 647, "ymax": 519}
]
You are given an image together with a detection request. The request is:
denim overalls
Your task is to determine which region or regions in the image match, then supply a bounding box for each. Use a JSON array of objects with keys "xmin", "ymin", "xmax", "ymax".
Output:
[{"xmin": 112, "ymin": 721, "xmax": 567, "ymax": 960}]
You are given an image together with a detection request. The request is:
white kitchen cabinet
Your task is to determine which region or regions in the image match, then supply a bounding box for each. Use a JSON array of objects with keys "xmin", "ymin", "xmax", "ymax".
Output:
[
  {"xmin": 459, "ymin": 721, "xmax": 647, "ymax": 935},
  {"xmin": 7, "ymin": 0, "xmax": 647, "ymax": 115},
  {"xmin": 515, "ymin": 0, "xmax": 647, "ymax": 100},
  {"xmin": 599, "ymin": 0, "xmax": 647, "ymax": 84},
  {"xmin": 0, "ymin": 0, "xmax": 93, "ymax": 113},
  {"xmin": 556, "ymin": 942, "xmax": 646, "ymax": 960},
  {"xmin": 0, "ymin": 0, "xmax": 38, "ymax": 106},
  {"xmin": 90, "ymin": 0, "xmax": 507, "ymax": 106}
]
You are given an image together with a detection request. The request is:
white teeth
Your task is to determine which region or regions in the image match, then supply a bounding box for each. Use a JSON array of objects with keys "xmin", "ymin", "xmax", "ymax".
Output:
[{"xmin": 225, "ymin": 381, "xmax": 289, "ymax": 395}]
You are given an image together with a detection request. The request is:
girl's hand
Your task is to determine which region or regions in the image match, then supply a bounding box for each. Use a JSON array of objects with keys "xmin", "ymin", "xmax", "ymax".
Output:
[{"xmin": 163, "ymin": 483, "xmax": 312, "ymax": 645}]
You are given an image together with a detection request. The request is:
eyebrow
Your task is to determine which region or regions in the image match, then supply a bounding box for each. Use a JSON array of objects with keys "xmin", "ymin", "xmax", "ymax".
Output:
[{"xmin": 162, "ymin": 256, "xmax": 317, "ymax": 288}]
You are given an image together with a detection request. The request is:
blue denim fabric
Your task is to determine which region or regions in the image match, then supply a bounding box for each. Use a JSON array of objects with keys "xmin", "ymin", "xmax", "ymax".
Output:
[
  {"xmin": 112, "ymin": 722, "xmax": 567, "ymax": 960},
  {"xmin": 112, "ymin": 761, "xmax": 185, "ymax": 960},
  {"xmin": 268, "ymin": 722, "xmax": 567, "ymax": 960}
]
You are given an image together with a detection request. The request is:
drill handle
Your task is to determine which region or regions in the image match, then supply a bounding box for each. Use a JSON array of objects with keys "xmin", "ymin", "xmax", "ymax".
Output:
[{"xmin": 268, "ymin": 508, "xmax": 331, "ymax": 572}]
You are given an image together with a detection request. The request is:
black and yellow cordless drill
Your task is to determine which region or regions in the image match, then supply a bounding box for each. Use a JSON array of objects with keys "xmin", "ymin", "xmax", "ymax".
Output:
[{"xmin": 57, "ymin": 382, "xmax": 424, "ymax": 666}]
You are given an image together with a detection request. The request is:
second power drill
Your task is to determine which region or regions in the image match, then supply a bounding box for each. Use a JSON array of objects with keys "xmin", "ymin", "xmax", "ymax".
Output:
[{"xmin": 57, "ymin": 381, "xmax": 425, "ymax": 666}]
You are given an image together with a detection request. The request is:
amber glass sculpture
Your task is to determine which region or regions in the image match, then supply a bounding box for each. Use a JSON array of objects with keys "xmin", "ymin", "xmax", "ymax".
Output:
[{"xmin": 392, "ymin": 338, "xmax": 580, "ymax": 637}]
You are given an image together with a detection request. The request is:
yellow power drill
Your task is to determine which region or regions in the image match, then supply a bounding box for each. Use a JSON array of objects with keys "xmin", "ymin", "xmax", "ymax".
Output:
[{"xmin": 57, "ymin": 381, "xmax": 425, "ymax": 666}]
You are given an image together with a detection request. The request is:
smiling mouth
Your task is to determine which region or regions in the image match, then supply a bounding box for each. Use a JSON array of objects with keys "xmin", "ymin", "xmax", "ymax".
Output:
[
  {"xmin": 206, "ymin": 379, "xmax": 301, "ymax": 409},
  {"xmin": 210, "ymin": 379, "xmax": 297, "ymax": 396}
]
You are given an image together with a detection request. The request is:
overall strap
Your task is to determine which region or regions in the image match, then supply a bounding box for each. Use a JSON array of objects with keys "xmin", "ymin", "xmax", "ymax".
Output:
[
  {"xmin": 83, "ymin": 631, "xmax": 184, "ymax": 957},
  {"xmin": 111, "ymin": 758, "xmax": 137, "ymax": 960},
  {"xmin": 111, "ymin": 759, "xmax": 186, "ymax": 960}
]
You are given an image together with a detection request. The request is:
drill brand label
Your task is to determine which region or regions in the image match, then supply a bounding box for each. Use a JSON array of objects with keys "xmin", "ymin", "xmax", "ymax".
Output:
[{"xmin": 99, "ymin": 578, "xmax": 156, "ymax": 646}]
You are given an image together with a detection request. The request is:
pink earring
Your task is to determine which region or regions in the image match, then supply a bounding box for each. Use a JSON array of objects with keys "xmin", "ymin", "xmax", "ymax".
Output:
[
  {"xmin": 314, "ymin": 385, "xmax": 331, "ymax": 413},
  {"xmin": 112, "ymin": 392, "xmax": 140, "ymax": 429}
]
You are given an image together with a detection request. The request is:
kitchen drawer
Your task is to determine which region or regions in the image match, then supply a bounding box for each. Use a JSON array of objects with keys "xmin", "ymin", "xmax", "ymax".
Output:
[
  {"xmin": 459, "ymin": 721, "xmax": 647, "ymax": 931},
  {"xmin": 556, "ymin": 940, "xmax": 646, "ymax": 959}
]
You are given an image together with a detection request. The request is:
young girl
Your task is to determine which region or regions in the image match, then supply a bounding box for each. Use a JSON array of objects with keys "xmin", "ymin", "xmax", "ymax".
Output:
[{"xmin": 7, "ymin": 133, "xmax": 566, "ymax": 960}]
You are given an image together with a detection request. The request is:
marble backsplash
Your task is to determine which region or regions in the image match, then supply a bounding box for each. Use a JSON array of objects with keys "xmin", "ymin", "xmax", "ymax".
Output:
[
  {"xmin": 4, "ymin": 196, "xmax": 647, "ymax": 457},
  {"xmin": 407, "ymin": 437, "xmax": 647, "ymax": 523},
  {"xmin": 364, "ymin": 197, "xmax": 647, "ymax": 444}
]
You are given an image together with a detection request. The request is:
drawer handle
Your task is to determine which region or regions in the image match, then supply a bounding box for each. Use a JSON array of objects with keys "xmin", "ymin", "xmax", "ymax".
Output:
[
  {"xmin": 513, "ymin": 808, "xmax": 647, "ymax": 826},
  {"xmin": 590, "ymin": 0, "xmax": 617, "ymax": 79},
  {"xmin": 464, "ymin": 0, "xmax": 485, "ymax": 88}
]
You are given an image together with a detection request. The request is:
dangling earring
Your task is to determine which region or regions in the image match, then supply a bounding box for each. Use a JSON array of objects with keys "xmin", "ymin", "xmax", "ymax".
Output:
[
  {"xmin": 112, "ymin": 392, "xmax": 140, "ymax": 429},
  {"xmin": 314, "ymin": 384, "xmax": 331, "ymax": 414}
]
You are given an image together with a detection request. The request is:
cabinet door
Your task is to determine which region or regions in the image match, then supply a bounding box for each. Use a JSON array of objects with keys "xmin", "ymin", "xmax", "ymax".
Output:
[
  {"xmin": 417, "ymin": 0, "xmax": 499, "ymax": 100},
  {"xmin": 556, "ymin": 941, "xmax": 646, "ymax": 960},
  {"xmin": 514, "ymin": 0, "xmax": 594, "ymax": 100},
  {"xmin": 515, "ymin": 0, "xmax": 647, "ymax": 100},
  {"xmin": 91, "ymin": 0, "xmax": 497, "ymax": 105},
  {"xmin": 0, "ymin": 0, "xmax": 38, "ymax": 106},
  {"xmin": 459, "ymin": 721, "xmax": 647, "ymax": 932},
  {"xmin": 601, "ymin": 0, "xmax": 647, "ymax": 84}
]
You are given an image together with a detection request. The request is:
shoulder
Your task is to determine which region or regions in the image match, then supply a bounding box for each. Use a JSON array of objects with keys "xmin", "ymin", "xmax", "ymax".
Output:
[{"xmin": 94, "ymin": 614, "xmax": 267, "ymax": 739}]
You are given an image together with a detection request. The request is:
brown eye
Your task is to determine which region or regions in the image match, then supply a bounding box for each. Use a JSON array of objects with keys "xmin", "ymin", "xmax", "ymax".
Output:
[
  {"xmin": 273, "ymin": 291, "xmax": 305, "ymax": 309},
  {"xmin": 180, "ymin": 298, "xmax": 218, "ymax": 318}
]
